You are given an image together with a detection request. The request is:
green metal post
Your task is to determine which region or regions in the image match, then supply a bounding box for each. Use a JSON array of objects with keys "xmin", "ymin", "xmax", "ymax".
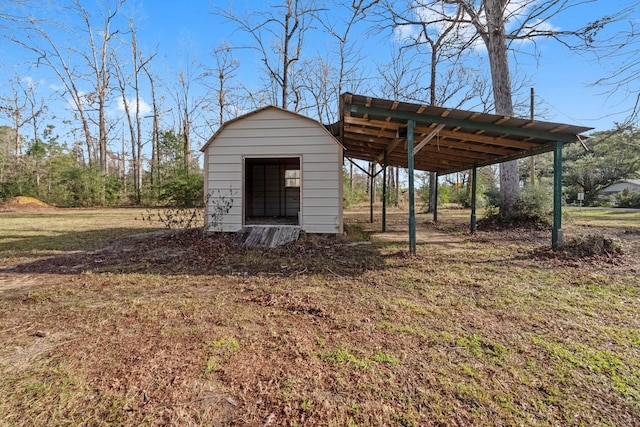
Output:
[
  {"xmin": 369, "ymin": 164, "xmax": 374, "ymax": 224},
  {"xmin": 552, "ymin": 141, "xmax": 563, "ymax": 251},
  {"xmin": 382, "ymin": 151, "xmax": 387, "ymax": 232},
  {"xmin": 471, "ymin": 165, "xmax": 477, "ymax": 234},
  {"xmin": 434, "ymin": 174, "xmax": 438, "ymax": 222},
  {"xmin": 408, "ymin": 120, "xmax": 416, "ymax": 254}
]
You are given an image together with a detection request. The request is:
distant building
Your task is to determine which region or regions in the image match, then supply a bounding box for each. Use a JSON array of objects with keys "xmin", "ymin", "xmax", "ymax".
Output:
[{"xmin": 601, "ymin": 179, "xmax": 640, "ymax": 197}]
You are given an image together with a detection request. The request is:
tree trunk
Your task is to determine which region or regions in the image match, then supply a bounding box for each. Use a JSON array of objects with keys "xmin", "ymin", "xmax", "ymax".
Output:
[
  {"xmin": 183, "ymin": 112, "xmax": 190, "ymax": 175},
  {"xmin": 143, "ymin": 64, "xmax": 160, "ymax": 187},
  {"xmin": 349, "ymin": 162, "xmax": 353, "ymax": 191},
  {"xmin": 428, "ymin": 171, "xmax": 437, "ymax": 212},
  {"xmin": 395, "ymin": 167, "xmax": 400, "ymax": 207},
  {"xmin": 484, "ymin": 0, "xmax": 520, "ymax": 218},
  {"xmin": 282, "ymin": 2, "xmax": 291, "ymax": 109},
  {"xmin": 132, "ymin": 29, "xmax": 144, "ymax": 205}
]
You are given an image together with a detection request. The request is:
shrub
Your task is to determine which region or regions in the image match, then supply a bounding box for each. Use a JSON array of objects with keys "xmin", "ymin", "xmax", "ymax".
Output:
[
  {"xmin": 485, "ymin": 187, "xmax": 501, "ymax": 207},
  {"xmin": 482, "ymin": 184, "xmax": 553, "ymax": 225},
  {"xmin": 159, "ymin": 171, "xmax": 204, "ymax": 208},
  {"xmin": 517, "ymin": 184, "xmax": 553, "ymax": 224},
  {"xmin": 616, "ymin": 189, "xmax": 640, "ymax": 208},
  {"xmin": 343, "ymin": 185, "xmax": 367, "ymax": 208}
]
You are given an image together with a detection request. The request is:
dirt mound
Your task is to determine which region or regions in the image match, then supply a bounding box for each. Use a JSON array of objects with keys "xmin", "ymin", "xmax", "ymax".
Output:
[{"xmin": 0, "ymin": 196, "xmax": 56, "ymax": 212}]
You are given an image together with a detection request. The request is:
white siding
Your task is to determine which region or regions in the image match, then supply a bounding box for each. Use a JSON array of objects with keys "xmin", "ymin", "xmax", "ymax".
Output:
[{"xmin": 204, "ymin": 107, "xmax": 343, "ymax": 234}]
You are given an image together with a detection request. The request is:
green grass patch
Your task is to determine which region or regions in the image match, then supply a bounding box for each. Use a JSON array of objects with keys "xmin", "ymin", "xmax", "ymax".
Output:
[
  {"xmin": 565, "ymin": 207, "xmax": 640, "ymax": 227},
  {"xmin": 319, "ymin": 347, "xmax": 402, "ymax": 369}
]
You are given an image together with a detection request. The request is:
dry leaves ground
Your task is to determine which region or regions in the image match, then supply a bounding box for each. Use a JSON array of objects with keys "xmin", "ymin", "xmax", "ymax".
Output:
[{"xmin": 0, "ymin": 206, "xmax": 639, "ymax": 426}]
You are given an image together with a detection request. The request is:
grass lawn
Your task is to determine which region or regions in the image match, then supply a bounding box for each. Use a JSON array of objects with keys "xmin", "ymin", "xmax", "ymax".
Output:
[
  {"xmin": 0, "ymin": 206, "xmax": 639, "ymax": 426},
  {"xmin": 564, "ymin": 207, "xmax": 640, "ymax": 228}
]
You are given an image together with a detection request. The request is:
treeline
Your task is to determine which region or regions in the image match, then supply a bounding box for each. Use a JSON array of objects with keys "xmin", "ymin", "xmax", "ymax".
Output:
[
  {"xmin": 0, "ymin": 125, "xmax": 202, "ymax": 207},
  {"xmin": 2, "ymin": 122, "xmax": 638, "ymax": 209}
]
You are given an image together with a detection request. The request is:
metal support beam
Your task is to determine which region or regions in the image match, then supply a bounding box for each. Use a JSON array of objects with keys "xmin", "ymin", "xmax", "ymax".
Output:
[
  {"xmin": 471, "ymin": 166, "xmax": 477, "ymax": 234},
  {"xmin": 345, "ymin": 157, "xmax": 385, "ymax": 225},
  {"xmin": 370, "ymin": 163, "xmax": 374, "ymax": 223},
  {"xmin": 552, "ymin": 141, "xmax": 564, "ymax": 251},
  {"xmin": 434, "ymin": 174, "xmax": 439, "ymax": 222},
  {"xmin": 345, "ymin": 156, "xmax": 371, "ymax": 175},
  {"xmin": 408, "ymin": 120, "xmax": 416, "ymax": 254},
  {"xmin": 382, "ymin": 151, "xmax": 387, "ymax": 232}
]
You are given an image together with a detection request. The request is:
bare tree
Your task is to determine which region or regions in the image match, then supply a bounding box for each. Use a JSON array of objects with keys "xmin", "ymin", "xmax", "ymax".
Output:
[
  {"xmin": 588, "ymin": 2, "xmax": 640, "ymax": 126},
  {"xmin": 142, "ymin": 62, "xmax": 161, "ymax": 186},
  {"xmin": 114, "ymin": 19, "xmax": 155, "ymax": 203},
  {"xmin": 300, "ymin": 0, "xmax": 379, "ymax": 123},
  {"xmin": 1, "ymin": 78, "xmax": 31, "ymax": 158},
  {"xmin": 205, "ymin": 42, "xmax": 240, "ymax": 128},
  {"xmin": 167, "ymin": 52, "xmax": 210, "ymax": 175},
  {"xmin": 76, "ymin": 0, "xmax": 124, "ymax": 176},
  {"xmin": 8, "ymin": 0, "xmax": 126, "ymax": 178},
  {"xmin": 382, "ymin": 0, "xmax": 623, "ymax": 218},
  {"xmin": 388, "ymin": 1, "xmax": 484, "ymax": 213},
  {"xmin": 217, "ymin": 0, "xmax": 323, "ymax": 110}
]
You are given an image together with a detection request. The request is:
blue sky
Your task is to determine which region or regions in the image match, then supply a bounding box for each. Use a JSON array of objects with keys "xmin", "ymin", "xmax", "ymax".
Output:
[{"xmin": 1, "ymin": 0, "xmax": 638, "ymax": 153}]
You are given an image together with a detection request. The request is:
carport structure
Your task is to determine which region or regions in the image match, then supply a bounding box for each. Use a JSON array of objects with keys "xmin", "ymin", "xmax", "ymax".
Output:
[{"xmin": 337, "ymin": 93, "xmax": 592, "ymax": 254}]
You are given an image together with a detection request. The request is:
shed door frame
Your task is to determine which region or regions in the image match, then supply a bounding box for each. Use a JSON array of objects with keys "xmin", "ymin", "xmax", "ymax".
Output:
[{"xmin": 243, "ymin": 155, "xmax": 302, "ymax": 226}]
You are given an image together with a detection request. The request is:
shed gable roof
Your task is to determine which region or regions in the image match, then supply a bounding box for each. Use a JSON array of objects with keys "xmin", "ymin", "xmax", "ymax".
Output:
[{"xmin": 200, "ymin": 105, "xmax": 342, "ymax": 152}]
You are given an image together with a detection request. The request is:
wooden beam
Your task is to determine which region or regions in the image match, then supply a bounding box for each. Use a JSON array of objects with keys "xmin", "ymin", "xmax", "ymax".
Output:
[
  {"xmin": 421, "ymin": 138, "xmax": 516, "ymax": 156},
  {"xmin": 425, "ymin": 128, "xmax": 540, "ymax": 150},
  {"xmin": 375, "ymin": 137, "xmax": 405, "ymax": 163},
  {"xmin": 344, "ymin": 116, "xmax": 404, "ymax": 130},
  {"xmin": 414, "ymin": 124, "xmax": 446, "ymax": 155},
  {"xmin": 363, "ymin": 97, "xmax": 372, "ymax": 119},
  {"xmin": 344, "ymin": 124, "xmax": 397, "ymax": 139}
]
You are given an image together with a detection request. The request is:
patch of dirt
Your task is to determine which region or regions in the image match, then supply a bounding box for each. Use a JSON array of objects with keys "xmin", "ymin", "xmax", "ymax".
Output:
[
  {"xmin": 0, "ymin": 196, "xmax": 57, "ymax": 212},
  {"xmin": 0, "ymin": 274, "xmax": 64, "ymax": 292},
  {"xmin": 245, "ymin": 290, "xmax": 326, "ymax": 317},
  {"xmin": 3, "ymin": 228, "xmax": 383, "ymax": 277},
  {"xmin": 1, "ymin": 331, "xmax": 70, "ymax": 374},
  {"xmin": 373, "ymin": 220, "xmax": 470, "ymax": 252}
]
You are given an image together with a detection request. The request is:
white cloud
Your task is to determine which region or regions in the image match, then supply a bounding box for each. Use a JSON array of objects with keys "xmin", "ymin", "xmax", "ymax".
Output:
[
  {"xmin": 394, "ymin": 24, "xmax": 420, "ymax": 43},
  {"xmin": 20, "ymin": 76, "xmax": 36, "ymax": 87},
  {"xmin": 522, "ymin": 19, "xmax": 560, "ymax": 35},
  {"xmin": 117, "ymin": 96, "xmax": 152, "ymax": 116}
]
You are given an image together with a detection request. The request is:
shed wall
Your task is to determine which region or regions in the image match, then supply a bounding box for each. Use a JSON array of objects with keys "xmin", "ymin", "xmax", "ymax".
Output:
[{"xmin": 204, "ymin": 108, "xmax": 343, "ymax": 234}]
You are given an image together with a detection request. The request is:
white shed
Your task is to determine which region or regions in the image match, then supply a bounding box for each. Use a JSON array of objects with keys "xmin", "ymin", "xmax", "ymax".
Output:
[{"xmin": 201, "ymin": 106, "xmax": 343, "ymax": 234}]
